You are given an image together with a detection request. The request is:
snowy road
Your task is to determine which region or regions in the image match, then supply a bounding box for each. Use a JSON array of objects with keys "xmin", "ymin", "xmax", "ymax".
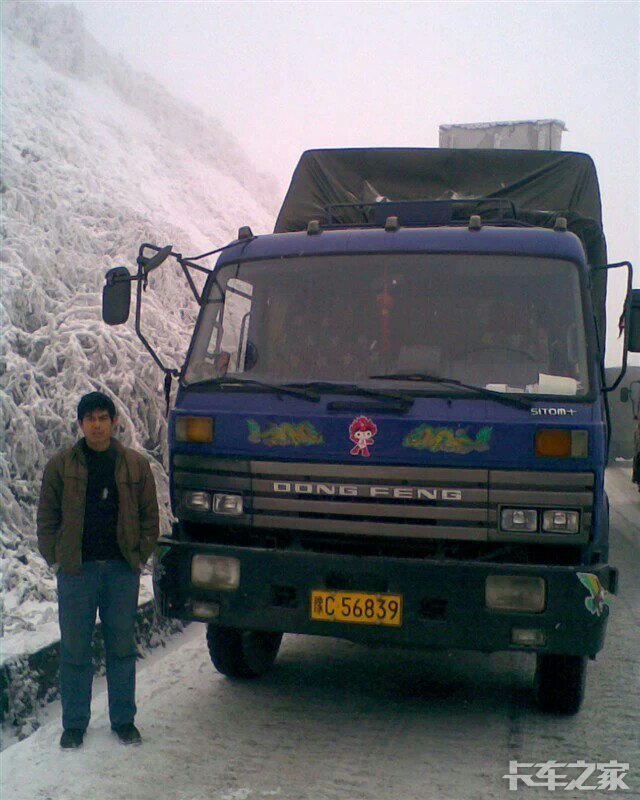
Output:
[{"xmin": 3, "ymin": 468, "xmax": 638, "ymax": 800}]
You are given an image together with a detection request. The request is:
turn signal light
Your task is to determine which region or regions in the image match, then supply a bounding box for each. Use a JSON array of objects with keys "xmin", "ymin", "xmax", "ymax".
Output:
[
  {"xmin": 535, "ymin": 429, "xmax": 588, "ymax": 458},
  {"xmin": 535, "ymin": 429, "xmax": 571, "ymax": 457},
  {"xmin": 176, "ymin": 416, "xmax": 214, "ymax": 443}
]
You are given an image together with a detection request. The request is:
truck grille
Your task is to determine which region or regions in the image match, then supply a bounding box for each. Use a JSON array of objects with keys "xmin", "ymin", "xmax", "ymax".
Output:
[
  {"xmin": 173, "ymin": 457, "xmax": 594, "ymax": 546},
  {"xmin": 249, "ymin": 461, "xmax": 489, "ymax": 540}
]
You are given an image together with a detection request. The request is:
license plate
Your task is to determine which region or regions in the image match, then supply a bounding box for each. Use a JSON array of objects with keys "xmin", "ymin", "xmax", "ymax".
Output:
[{"xmin": 310, "ymin": 590, "xmax": 402, "ymax": 627}]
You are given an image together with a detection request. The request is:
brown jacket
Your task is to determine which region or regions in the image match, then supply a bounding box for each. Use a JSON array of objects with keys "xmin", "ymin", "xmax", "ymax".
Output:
[{"xmin": 37, "ymin": 438, "xmax": 160, "ymax": 575}]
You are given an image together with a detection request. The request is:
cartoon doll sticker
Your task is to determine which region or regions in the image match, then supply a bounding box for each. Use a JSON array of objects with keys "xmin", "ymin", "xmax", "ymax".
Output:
[{"xmin": 349, "ymin": 416, "xmax": 378, "ymax": 457}]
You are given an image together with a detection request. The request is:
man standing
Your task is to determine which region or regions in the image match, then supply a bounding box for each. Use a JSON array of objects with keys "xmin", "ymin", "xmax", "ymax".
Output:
[{"xmin": 37, "ymin": 391, "xmax": 159, "ymax": 749}]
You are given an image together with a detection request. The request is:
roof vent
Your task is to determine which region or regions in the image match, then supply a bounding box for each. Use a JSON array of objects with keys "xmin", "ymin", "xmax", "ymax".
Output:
[
  {"xmin": 554, "ymin": 216, "xmax": 568, "ymax": 232},
  {"xmin": 238, "ymin": 226, "xmax": 253, "ymax": 240},
  {"xmin": 469, "ymin": 215, "xmax": 482, "ymax": 231},
  {"xmin": 307, "ymin": 219, "xmax": 322, "ymax": 235},
  {"xmin": 385, "ymin": 216, "xmax": 399, "ymax": 232}
]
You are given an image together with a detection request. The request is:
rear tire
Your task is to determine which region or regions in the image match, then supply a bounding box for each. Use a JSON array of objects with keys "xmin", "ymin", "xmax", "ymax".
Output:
[
  {"xmin": 206, "ymin": 625, "xmax": 282, "ymax": 678},
  {"xmin": 534, "ymin": 654, "xmax": 587, "ymax": 715}
]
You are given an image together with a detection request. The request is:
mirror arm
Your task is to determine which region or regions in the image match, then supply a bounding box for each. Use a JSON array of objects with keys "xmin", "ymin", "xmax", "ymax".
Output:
[
  {"xmin": 123, "ymin": 240, "xmax": 239, "ymax": 396},
  {"xmin": 179, "ymin": 261, "xmax": 202, "ymax": 305},
  {"xmin": 594, "ymin": 261, "xmax": 634, "ymax": 392},
  {"xmin": 133, "ymin": 250, "xmax": 179, "ymax": 380},
  {"xmin": 179, "ymin": 259, "xmax": 212, "ymax": 275},
  {"xmin": 175, "ymin": 258, "xmax": 215, "ymax": 305},
  {"xmin": 137, "ymin": 243, "xmax": 174, "ymax": 279}
]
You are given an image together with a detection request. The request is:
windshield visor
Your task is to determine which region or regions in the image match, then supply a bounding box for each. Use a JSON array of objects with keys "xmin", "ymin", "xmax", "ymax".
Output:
[{"xmin": 184, "ymin": 254, "xmax": 590, "ymax": 397}]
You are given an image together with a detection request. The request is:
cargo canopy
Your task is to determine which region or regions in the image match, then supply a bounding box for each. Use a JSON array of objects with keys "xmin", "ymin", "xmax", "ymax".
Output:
[{"xmin": 274, "ymin": 148, "xmax": 608, "ymax": 341}]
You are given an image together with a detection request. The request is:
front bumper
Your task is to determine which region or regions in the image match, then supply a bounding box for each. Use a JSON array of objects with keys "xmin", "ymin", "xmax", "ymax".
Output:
[{"xmin": 153, "ymin": 539, "xmax": 616, "ymax": 657}]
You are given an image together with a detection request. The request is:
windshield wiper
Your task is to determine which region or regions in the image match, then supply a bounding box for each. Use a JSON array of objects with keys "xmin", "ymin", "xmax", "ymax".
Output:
[
  {"xmin": 186, "ymin": 376, "xmax": 321, "ymax": 402},
  {"xmin": 368, "ymin": 372, "xmax": 533, "ymax": 409},
  {"xmin": 285, "ymin": 381, "xmax": 414, "ymax": 410}
]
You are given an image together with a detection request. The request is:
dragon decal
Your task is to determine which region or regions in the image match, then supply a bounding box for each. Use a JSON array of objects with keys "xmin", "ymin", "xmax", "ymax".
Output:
[
  {"xmin": 247, "ymin": 420, "xmax": 324, "ymax": 447},
  {"xmin": 403, "ymin": 424, "xmax": 493, "ymax": 454}
]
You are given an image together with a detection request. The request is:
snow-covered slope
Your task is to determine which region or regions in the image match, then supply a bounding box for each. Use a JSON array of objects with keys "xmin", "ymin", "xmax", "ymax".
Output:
[{"xmin": 0, "ymin": 0, "xmax": 278, "ymax": 644}]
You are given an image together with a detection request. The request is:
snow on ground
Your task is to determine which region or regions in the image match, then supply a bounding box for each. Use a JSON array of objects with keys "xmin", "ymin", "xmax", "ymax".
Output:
[
  {"xmin": 0, "ymin": 0, "xmax": 277, "ymax": 650},
  {"xmin": 1, "ymin": 469, "xmax": 638, "ymax": 800}
]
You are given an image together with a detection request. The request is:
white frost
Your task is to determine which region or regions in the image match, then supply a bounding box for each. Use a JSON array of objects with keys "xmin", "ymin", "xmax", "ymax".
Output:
[{"xmin": 0, "ymin": 0, "xmax": 277, "ymax": 647}]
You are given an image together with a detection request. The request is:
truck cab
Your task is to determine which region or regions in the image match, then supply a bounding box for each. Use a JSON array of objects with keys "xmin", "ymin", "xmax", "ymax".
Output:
[{"xmin": 103, "ymin": 148, "xmax": 640, "ymax": 713}]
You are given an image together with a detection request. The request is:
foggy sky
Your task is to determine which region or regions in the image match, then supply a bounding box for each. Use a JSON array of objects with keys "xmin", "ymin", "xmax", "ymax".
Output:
[{"xmin": 70, "ymin": 0, "xmax": 638, "ymax": 364}]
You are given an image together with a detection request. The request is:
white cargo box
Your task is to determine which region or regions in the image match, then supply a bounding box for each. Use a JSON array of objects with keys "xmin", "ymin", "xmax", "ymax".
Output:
[{"xmin": 439, "ymin": 119, "xmax": 566, "ymax": 151}]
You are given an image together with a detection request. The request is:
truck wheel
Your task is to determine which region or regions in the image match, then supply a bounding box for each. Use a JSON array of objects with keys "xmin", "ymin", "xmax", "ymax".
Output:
[
  {"xmin": 206, "ymin": 625, "xmax": 282, "ymax": 678},
  {"xmin": 534, "ymin": 654, "xmax": 587, "ymax": 715}
]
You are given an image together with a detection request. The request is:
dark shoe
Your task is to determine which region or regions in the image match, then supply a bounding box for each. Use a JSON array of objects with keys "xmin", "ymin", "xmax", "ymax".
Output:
[
  {"xmin": 111, "ymin": 723, "xmax": 141, "ymax": 745},
  {"xmin": 60, "ymin": 728, "xmax": 85, "ymax": 749}
]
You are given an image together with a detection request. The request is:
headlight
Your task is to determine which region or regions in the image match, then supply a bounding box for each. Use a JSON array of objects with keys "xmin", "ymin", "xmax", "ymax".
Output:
[
  {"xmin": 500, "ymin": 508, "xmax": 538, "ymax": 532},
  {"xmin": 542, "ymin": 509, "xmax": 580, "ymax": 533},
  {"xmin": 182, "ymin": 490, "xmax": 211, "ymax": 511},
  {"xmin": 191, "ymin": 555, "xmax": 240, "ymax": 590},
  {"xmin": 213, "ymin": 493, "xmax": 243, "ymax": 516},
  {"xmin": 486, "ymin": 576, "xmax": 546, "ymax": 612}
]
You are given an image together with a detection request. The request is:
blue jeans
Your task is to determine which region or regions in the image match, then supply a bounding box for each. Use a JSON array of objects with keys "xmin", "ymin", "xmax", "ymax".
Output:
[{"xmin": 57, "ymin": 560, "xmax": 140, "ymax": 731}]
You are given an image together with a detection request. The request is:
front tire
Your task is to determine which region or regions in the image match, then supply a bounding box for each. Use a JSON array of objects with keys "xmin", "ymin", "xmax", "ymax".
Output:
[
  {"xmin": 206, "ymin": 625, "xmax": 282, "ymax": 678},
  {"xmin": 534, "ymin": 654, "xmax": 587, "ymax": 715}
]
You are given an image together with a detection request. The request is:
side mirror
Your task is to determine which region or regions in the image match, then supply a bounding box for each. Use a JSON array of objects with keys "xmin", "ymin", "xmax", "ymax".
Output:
[
  {"xmin": 102, "ymin": 266, "xmax": 132, "ymax": 325},
  {"xmin": 620, "ymin": 387, "xmax": 629, "ymax": 403},
  {"xmin": 628, "ymin": 289, "xmax": 640, "ymax": 353}
]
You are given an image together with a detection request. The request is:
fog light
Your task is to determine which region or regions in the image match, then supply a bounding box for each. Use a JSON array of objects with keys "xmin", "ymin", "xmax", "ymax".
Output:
[
  {"xmin": 191, "ymin": 555, "xmax": 240, "ymax": 590},
  {"xmin": 500, "ymin": 508, "xmax": 538, "ymax": 532},
  {"xmin": 192, "ymin": 601, "xmax": 220, "ymax": 620},
  {"xmin": 542, "ymin": 509, "xmax": 580, "ymax": 533},
  {"xmin": 512, "ymin": 628, "xmax": 546, "ymax": 646},
  {"xmin": 486, "ymin": 576, "xmax": 546, "ymax": 612},
  {"xmin": 213, "ymin": 493, "xmax": 243, "ymax": 515},
  {"xmin": 183, "ymin": 490, "xmax": 211, "ymax": 511}
]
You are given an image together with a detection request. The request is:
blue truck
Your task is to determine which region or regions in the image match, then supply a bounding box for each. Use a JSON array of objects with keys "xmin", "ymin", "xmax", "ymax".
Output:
[{"xmin": 103, "ymin": 148, "xmax": 640, "ymax": 714}]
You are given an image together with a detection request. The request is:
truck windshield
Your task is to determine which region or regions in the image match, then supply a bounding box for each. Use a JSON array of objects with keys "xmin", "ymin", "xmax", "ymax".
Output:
[{"xmin": 184, "ymin": 253, "xmax": 590, "ymax": 397}]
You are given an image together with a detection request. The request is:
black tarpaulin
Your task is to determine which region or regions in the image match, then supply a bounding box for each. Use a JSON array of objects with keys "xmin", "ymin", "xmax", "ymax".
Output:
[
  {"xmin": 274, "ymin": 148, "xmax": 608, "ymax": 341},
  {"xmin": 275, "ymin": 148, "xmax": 603, "ymax": 232}
]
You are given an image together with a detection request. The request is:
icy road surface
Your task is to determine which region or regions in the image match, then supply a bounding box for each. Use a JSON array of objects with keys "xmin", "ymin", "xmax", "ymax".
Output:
[{"xmin": 3, "ymin": 468, "xmax": 638, "ymax": 800}]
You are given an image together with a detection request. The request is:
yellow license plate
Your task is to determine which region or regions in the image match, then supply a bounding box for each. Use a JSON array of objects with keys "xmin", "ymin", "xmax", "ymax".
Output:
[{"xmin": 310, "ymin": 590, "xmax": 402, "ymax": 627}]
